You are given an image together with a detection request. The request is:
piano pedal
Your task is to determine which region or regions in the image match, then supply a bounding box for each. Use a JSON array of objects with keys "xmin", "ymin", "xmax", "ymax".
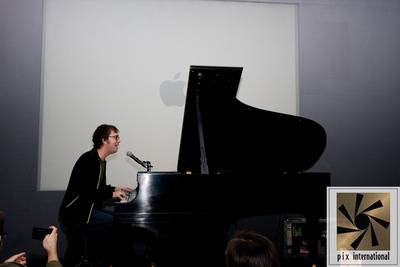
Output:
[{"xmin": 75, "ymin": 259, "xmax": 93, "ymax": 267}]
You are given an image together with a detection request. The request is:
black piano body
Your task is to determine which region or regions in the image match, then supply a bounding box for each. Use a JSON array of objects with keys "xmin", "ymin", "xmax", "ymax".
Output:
[
  {"xmin": 114, "ymin": 66, "xmax": 330, "ymax": 266},
  {"xmin": 115, "ymin": 172, "xmax": 330, "ymax": 237}
]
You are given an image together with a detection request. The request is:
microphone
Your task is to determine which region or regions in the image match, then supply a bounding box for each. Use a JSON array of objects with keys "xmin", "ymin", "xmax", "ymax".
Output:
[
  {"xmin": 126, "ymin": 151, "xmax": 142, "ymax": 165},
  {"xmin": 126, "ymin": 151, "xmax": 153, "ymax": 172}
]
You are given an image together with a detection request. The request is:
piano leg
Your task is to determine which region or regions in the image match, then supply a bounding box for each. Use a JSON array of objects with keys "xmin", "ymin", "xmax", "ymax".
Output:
[
  {"xmin": 112, "ymin": 225, "xmax": 156, "ymax": 267},
  {"xmin": 151, "ymin": 225, "xmax": 226, "ymax": 267},
  {"xmin": 112, "ymin": 223, "xmax": 228, "ymax": 267}
]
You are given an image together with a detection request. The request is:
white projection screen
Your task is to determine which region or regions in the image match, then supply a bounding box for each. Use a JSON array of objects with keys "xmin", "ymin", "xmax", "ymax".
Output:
[{"xmin": 39, "ymin": 0, "xmax": 298, "ymax": 190}]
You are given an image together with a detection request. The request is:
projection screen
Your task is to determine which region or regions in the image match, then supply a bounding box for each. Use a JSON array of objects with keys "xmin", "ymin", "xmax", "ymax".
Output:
[{"xmin": 39, "ymin": 0, "xmax": 298, "ymax": 190}]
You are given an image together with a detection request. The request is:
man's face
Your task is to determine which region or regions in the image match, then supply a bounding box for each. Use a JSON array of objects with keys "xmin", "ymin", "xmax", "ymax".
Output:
[{"xmin": 104, "ymin": 130, "xmax": 121, "ymax": 155}]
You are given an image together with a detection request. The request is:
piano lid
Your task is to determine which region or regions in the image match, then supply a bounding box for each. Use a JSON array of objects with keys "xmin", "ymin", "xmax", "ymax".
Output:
[{"xmin": 177, "ymin": 65, "xmax": 326, "ymax": 175}]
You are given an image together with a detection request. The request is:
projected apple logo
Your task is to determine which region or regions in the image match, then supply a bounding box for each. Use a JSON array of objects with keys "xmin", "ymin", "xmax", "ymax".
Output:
[{"xmin": 159, "ymin": 72, "xmax": 186, "ymax": 107}]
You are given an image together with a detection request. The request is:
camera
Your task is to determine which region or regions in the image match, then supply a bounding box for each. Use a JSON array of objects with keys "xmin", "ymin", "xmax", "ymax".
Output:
[{"xmin": 31, "ymin": 227, "xmax": 52, "ymax": 240}]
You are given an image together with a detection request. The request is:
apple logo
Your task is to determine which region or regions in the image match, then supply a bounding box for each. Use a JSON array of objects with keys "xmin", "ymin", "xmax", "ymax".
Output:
[{"xmin": 159, "ymin": 72, "xmax": 186, "ymax": 107}]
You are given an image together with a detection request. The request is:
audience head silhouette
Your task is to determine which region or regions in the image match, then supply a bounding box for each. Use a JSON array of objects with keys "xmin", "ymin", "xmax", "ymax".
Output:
[{"xmin": 225, "ymin": 229, "xmax": 281, "ymax": 267}]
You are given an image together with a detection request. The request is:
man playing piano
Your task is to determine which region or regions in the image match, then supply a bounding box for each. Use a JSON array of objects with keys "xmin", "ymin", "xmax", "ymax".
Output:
[
  {"xmin": 59, "ymin": 124, "xmax": 133, "ymax": 264},
  {"xmin": 60, "ymin": 124, "xmax": 133, "ymax": 231}
]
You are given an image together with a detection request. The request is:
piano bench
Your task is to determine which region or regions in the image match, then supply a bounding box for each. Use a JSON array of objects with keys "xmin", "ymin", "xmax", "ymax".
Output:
[{"xmin": 61, "ymin": 223, "xmax": 93, "ymax": 267}]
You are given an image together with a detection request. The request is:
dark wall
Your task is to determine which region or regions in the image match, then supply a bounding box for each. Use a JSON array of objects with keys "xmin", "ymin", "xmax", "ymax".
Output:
[
  {"xmin": 1, "ymin": 0, "xmax": 399, "ymax": 262},
  {"xmin": 299, "ymin": 2, "xmax": 400, "ymax": 186}
]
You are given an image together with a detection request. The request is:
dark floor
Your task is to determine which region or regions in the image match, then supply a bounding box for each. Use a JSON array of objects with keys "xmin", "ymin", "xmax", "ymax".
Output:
[
  {"xmin": 27, "ymin": 256, "xmax": 326, "ymax": 267},
  {"xmin": 283, "ymin": 257, "xmax": 326, "ymax": 267}
]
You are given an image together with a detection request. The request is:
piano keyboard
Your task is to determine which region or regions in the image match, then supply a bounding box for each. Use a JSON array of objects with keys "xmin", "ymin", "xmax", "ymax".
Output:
[{"xmin": 120, "ymin": 189, "xmax": 138, "ymax": 203}]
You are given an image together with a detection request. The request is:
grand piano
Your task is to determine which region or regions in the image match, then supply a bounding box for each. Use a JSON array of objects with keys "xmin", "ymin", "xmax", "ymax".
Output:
[{"xmin": 114, "ymin": 66, "xmax": 330, "ymax": 267}]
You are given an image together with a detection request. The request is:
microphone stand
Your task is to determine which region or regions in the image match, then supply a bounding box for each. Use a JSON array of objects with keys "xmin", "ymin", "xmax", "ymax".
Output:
[
  {"xmin": 127, "ymin": 152, "xmax": 153, "ymax": 173},
  {"xmin": 143, "ymin": 161, "xmax": 153, "ymax": 173}
]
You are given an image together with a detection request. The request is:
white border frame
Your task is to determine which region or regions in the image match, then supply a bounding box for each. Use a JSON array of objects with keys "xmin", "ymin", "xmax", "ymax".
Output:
[{"xmin": 327, "ymin": 187, "xmax": 398, "ymax": 266}]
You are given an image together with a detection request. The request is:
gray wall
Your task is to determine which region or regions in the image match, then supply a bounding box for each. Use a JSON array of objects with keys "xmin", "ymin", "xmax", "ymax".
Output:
[
  {"xmin": 1, "ymin": 0, "xmax": 399, "ymax": 261},
  {"xmin": 299, "ymin": 1, "xmax": 400, "ymax": 186},
  {"xmin": 0, "ymin": 0, "xmax": 66, "ymax": 261}
]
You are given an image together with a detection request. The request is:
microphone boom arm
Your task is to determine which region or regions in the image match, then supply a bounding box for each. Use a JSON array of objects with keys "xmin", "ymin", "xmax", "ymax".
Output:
[{"xmin": 126, "ymin": 151, "xmax": 153, "ymax": 172}]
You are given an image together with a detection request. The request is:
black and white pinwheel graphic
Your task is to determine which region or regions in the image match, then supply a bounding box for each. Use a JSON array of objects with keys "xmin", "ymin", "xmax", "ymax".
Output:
[{"xmin": 337, "ymin": 193, "xmax": 390, "ymax": 250}]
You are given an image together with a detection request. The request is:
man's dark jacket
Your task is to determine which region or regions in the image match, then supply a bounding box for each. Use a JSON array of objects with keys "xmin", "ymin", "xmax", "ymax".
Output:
[{"xmin": 59, "ymin": 148, "xmax": 115, "ymax": 226}]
